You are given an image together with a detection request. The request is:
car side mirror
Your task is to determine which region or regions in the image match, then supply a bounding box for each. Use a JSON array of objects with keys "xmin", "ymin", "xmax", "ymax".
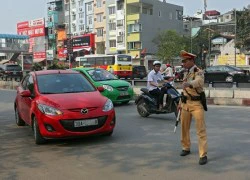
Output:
[
  {"xmin": 20, "ymin": 90, "xmax": 32, "ymax": 97},
  {"xmin": 97, "ymin": 86, "xmax": 105, "ymax": 92}
]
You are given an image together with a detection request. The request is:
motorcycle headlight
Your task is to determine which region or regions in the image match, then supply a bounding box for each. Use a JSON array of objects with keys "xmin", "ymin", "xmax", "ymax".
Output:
[
  {"xmin": 103, "ymin": 85, "xmax": 113, "ymax": 92},
  {"xmin": 103, "ymin": 99, "xmax": 113, "ymax": 112},
  {"xmin": 38, "ymin": 104, "xmax": 63, "ymax": 116}
]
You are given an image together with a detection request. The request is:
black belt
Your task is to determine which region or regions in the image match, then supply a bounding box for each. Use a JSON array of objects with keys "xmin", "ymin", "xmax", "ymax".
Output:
[{"xmin": 184, "ymin": 95, "xmax": 201, "ymax": 101}]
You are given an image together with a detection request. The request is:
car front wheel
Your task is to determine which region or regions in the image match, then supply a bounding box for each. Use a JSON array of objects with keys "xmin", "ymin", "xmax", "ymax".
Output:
[{"xmin": 33, "ymin": 117, "xmax": 46, "ymax": 145}]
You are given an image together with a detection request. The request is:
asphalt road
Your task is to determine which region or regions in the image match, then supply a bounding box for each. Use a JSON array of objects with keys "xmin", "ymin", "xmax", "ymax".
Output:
[{"xmin": 0, "ymin": 89, "xmax": 250, "ymax": 180}]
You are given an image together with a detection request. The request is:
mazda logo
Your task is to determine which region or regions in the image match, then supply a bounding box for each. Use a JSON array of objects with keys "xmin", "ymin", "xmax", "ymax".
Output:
[{"xmin": 80, "ymin": 108, "xmax": 88, "ymax": 114}]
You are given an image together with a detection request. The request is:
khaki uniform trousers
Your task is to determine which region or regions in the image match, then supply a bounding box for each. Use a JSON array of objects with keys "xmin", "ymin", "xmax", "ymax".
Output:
[{"xmin": 181, "ymin": 100, "xmax": 208, "ymax": 158}]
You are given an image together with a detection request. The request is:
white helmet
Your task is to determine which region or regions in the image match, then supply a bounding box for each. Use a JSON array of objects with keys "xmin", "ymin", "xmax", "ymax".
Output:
[{"xmin": 153, "ymin": 60, "xmax": 161, "ymax": 66}]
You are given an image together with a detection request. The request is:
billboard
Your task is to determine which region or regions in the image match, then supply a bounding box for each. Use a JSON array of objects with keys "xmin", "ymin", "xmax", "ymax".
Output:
[{"xmin": 17, "ymin": 18, "xmax": 46, "ymax": 61}]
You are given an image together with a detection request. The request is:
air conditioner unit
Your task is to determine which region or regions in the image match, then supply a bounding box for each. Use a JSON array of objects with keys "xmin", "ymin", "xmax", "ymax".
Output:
[
  {"xmin": 79, "ymin": 20, "xmax": 83, "ymax": 23},
  {"xmin": 73, "ymin": 33, "xmax": 78, "ymax": 36},
  {"xmin": 119, "ymin": 32, "xmax": 123, "ymax": 35},
  {"xmin": 79, "ymin": 8, "xmax": 82, "ymax": 11},
  {"xmin": 109, "ymin": 20, "xmax": 113, "ymax": 23},
  {"xmin": 72, "ymin": 11, "xmax": 76, "ymax": 15},
  {"xmin": 71, "ymin": 0, "xmax": 75, "ymax": 2},
  {"xmin": 72, "ymin": 23, "xmax": 76, "ymax": 26}
]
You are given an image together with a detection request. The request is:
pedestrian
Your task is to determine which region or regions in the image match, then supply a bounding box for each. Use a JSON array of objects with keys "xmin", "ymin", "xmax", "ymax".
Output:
[
  {"xmin": 179, "ymin": 50, "xmax": 208, "ymax": 165},
  {"xmin": 147, "ymin": 60, "xmax": 165, "ymax": 111}
]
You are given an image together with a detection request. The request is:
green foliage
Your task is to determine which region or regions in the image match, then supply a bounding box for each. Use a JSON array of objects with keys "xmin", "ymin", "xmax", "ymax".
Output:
[
  {"xmin": 47, "ymin": 60, "xmax": 66, "ymax": 70},
  {"xmin": 236, "ymin": 8, "xmax": 250, "ymax": 50},
  {"xmin": 31, "ymin": 63, "xmax": 43, "ymax": 71},
  {"xmin": 152, "ymin": 30, "xmax": 187, "ymax": 63}
]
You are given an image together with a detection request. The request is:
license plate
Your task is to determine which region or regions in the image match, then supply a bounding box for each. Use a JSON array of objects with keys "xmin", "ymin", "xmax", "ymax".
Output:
[
  {"xmin": 120, "ymin": 91, "xmax": 129, "ymax": 96},
  {"xmin": 74, "ymin": 119, "xmax": 98, "ymax": 127}
]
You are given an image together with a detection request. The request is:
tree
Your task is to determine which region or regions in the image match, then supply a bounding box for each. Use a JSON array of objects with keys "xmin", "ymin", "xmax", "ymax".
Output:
[
  {"xmin": 31, "ymin": 63, "xmax": 43, "ymax": 71},
  {"xmin": 236, "ymin": 8, "xmax": 250, "ymax": 51},
  {"xmin": 47, "ymin": 60, "xmax": 66, "ymax": 70},
  {"xmin": 152, "ymin": 30, "xmax": 187, "ymax": 64}
]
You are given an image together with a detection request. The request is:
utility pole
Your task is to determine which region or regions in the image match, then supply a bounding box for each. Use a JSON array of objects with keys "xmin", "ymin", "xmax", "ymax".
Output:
[
  {"xmin": 67, "ymin": 1, "xmax": 72, "ymax": 69},
  {"xmin": 234, "ymin": 8, "xmax": 237, "ymax": 67}
]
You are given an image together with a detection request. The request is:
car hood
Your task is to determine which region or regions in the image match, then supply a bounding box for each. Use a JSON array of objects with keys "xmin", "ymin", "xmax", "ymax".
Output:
[
  {"xmin": 96, "ymin": 79, "xmax": 130, "ymax": 88},
  {"xmin": 37, "ymin": 91, "xmax": 107, "ymax": 110}
]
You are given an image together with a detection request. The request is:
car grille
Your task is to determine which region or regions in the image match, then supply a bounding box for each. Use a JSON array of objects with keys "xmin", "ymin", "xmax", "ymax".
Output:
[
  {"xmin": 117, "ymin": 95, "xmax": 131, "ymax": 100},
  {"xmin": 116, "ymin": 86, "xmax": 129, "ymax": 91},
  {"xmin": 60, "ymin": 116, "xmax": 107, "ymax": 132}
]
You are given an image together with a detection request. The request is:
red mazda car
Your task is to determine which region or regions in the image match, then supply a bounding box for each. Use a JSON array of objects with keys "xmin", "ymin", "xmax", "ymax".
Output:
[{"xmin": 14, "ymin": 70, "xmax": 116, "ymax": 144}]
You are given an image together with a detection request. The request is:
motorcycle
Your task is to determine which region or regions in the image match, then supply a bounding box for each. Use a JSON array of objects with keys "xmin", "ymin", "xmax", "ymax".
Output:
[{"xmin": 135, "ymin": 82, "xmax": 181, "ymax": 118}]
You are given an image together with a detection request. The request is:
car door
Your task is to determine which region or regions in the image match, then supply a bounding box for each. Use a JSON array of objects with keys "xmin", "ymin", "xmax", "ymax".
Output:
[
  {"xmin": 217, "ymin": 66, "xmax": 229, "ymax": 81},
  {"xmin": 19, "ymin": 75, "xmax": 35, "ymax": 125}
]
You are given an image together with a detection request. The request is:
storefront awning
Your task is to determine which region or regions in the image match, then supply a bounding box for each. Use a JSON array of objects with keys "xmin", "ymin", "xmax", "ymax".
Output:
[{"xmin": 33, "ymin": 58, "xmax": 45, "ymax": 63}]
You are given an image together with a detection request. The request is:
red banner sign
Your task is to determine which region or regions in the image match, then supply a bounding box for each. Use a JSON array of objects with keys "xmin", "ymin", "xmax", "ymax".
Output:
[{"xmin": 34, "ymin": 52, "xmax": 46, "ymax": 59}]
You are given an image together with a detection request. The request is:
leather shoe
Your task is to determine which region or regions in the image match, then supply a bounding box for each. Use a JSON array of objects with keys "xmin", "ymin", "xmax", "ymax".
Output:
[
  {"xmin": 199, "ymin": 156, "xmax": 208, "ymax": 165},
  {"xmin": 180, "ymin": 150, "xmax": 190, "ymax": 156}
]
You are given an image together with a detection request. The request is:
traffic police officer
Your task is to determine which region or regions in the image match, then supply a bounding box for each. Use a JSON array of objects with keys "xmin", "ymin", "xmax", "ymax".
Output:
[{"xmin": 179, "ymin": 50, "xmax": 208, "ymax": 165}]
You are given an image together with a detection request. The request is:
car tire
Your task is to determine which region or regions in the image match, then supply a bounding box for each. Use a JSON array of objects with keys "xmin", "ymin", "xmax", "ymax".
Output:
[
  {"xmin": 33, "ymin": 117, "xmax": 46, "ymax": 145},
  {"xmin": 15, "ymin": 106, "xmax": 25, "ymax": 126},
  {"xmin": 137, "ymin": 99, "xmax": 150, "ymax": 117},
  {"xmin": 225, "ymin": 76, "xmax": 233, "ymax": 82}
]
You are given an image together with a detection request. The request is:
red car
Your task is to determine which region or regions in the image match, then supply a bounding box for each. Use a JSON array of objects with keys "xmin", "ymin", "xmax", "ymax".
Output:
[{"xmin": 14, "ymin": 70, "xmax": 116, "ymax": 144}]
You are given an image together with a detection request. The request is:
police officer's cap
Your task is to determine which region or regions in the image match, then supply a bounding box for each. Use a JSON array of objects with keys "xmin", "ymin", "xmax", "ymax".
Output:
[{"xmin": 180, "ymin": 50, "xmax": 197, "ymax": 63}]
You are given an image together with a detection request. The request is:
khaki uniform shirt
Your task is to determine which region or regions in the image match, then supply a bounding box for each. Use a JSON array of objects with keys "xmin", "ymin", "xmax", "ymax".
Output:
[{"xmin": 181, "ymin": 65, "xmax": 204, "ymax": 110}]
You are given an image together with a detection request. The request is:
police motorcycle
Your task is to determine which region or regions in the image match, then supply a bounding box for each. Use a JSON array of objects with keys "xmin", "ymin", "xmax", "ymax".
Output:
[{"xmin": 135, "ymin": 77, "xmax": 181, "ymax": 118}]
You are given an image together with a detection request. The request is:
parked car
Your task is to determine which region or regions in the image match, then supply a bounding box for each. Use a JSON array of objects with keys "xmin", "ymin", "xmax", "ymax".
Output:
[
  {"xmin": 131, "ymin": 65, "xmax": 147, "ymax": 79},
  {"xmin": 204, "ymin": 65, "xmax": 249, "ymax": 82},
  {"xmin": 14, "ymin": 70, "xmax": 116, "ymax": 144},
  {"xmin": 73, "ymin": 67, "xmax": 134, "ymax": 104},
  {"xmin": 0, "ymin": 63, "xmax": 23, "ymax": 81}
]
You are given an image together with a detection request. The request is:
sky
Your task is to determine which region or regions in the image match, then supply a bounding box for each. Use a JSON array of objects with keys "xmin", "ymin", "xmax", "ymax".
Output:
[{"xmin": 0, "ymin": 0, "xmax": 249, "ymax": 34}]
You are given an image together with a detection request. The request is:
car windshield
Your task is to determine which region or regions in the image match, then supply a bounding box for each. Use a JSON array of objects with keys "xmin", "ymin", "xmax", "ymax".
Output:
[
  {"xmin": 87, "ymin": 69, "xmax": 118, "ymax": 81},
  {"xmin": 37, "ymin": 73, "xmax": 96, "ymax": 94},
  {"xmin": 6, "ymin": 65, "xmax": 22, "ymax": 71}
]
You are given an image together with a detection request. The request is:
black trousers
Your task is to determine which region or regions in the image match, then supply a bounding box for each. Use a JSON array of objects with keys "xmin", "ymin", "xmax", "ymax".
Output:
[{"xmin": 149, "ymin": 88, "xmax": 165, "ymax": 108}]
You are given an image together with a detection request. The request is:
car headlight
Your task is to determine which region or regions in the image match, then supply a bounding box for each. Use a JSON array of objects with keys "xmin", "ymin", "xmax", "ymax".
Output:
[
  {"xmin": 103, "ymin": 85, "xmax": 113, "ymax": 91},
  {"xmin": 37, "ymin": 104, "xmax": 63, "ymax": 116},
  {"xmin": 103, "ymin": 99, "xmax": 113, "ymax": 112}
]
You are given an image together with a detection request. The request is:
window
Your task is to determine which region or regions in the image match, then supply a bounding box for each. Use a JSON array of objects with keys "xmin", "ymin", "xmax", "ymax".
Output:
[
  {"xmin": 128, "ymin": 42, "xmax": 141, "ymax": 50},
  {"xmin": 169, "ymin": 12, "xmax": 173, "ymax": 20},
  {"xmin": 87, "ymin": 3, "xmax": 92, "ymax": 11},
  {"xmin": 127, "ymin": 24, "xmax": 142, "ymax": 33},
  {"xmin": 96, "ymin": 0, "xmax": 102, "ymax": 8},
  {"xmin": 88, "ymin": 15, "xmax": 93, "ymax": 25},
  {"xmin": 109, "ymin": 40, "xmax": 116, "ymax": 47},
  {"xmin": 79, "ymin": 0, "xmax": 84, "ymax": 6},
  {"xmin": 159, "ymin": 11, "xmax": 161, "ymax": 17},
  {"xmin": 109, "ymin": 23, "xmax": 116, "ymax": 31},
  {"xmin": 117, "ymin": 20, "xmax": 124, "ymax": 26},
  {"xmin": 176, "ymin": 10, "xmax": 183, "ymax": 20},
  {"xmin": 97, "ymin": 28, "xmax": 103, "ymax": 37},
  {"xmin": 79, "ymin": 25, "xmax": 84, "ymax": 31},
  {"xmin": 96, "ymin": 13, "xmax": 103, "ymax": 22},
  {"xmin": 108, "ymin": 6, "xmax": 116, "ymax": 15},
  {"xmin": 117, "ymin": 36, "xmax": 124, "ymax": 43},
  {"xmin": 79, "ymin": 12, "xmax": 84, "ymax": 18}
]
